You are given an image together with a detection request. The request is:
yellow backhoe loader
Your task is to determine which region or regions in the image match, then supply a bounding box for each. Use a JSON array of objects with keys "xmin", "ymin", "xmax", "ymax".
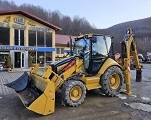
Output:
[{"xmin": 5, "ymin": 28, "xmax": 142, "ymax": 115}]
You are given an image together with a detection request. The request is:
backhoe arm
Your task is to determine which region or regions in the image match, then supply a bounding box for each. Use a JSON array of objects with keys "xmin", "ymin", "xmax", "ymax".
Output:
[{"xmin": 121, "ymin": 28, "xmax": 142, "ymax": 94}]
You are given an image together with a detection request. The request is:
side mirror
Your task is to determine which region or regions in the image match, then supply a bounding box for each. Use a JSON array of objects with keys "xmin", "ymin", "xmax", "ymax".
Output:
[{"xmin": 91, "ymin": 37, "xmax": 97, "ymax": 43}]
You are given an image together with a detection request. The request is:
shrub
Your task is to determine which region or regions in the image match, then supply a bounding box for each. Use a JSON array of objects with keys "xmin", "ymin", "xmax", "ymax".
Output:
[{"xmin": 5, "ymin": 54, "xmax": 12, "ymax": 68}]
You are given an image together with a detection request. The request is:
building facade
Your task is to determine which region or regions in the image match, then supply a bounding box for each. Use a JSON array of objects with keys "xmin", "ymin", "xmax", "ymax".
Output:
[
  {"xmin": 55, "ymin": 34, "xmax": 75, "ymax": 60},
  {"xmin": 0, "ymin": 10, "xmax": 61, "ymax": 69}
]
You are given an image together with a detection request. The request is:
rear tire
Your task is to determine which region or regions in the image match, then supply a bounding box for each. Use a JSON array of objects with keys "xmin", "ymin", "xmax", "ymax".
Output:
[
  {"xmin": 61, "ymin": 80, "xmax": 86, "ymax": 107},
  {"xmin": 100, "ymin": 66, "xmax": 124, "ymax": 96}
]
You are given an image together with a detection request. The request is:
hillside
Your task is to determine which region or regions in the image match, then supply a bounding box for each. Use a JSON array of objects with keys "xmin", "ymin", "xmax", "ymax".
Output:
[{"xmin": 104, "ymin": 17, "xmax": 151, "ymax": 54}]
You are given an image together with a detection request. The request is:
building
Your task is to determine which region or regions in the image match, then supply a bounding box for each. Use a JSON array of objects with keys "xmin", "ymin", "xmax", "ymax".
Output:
[
  {"xmin": 0, "ymin": 10, "xmax": 61, "ymax": 69},
  {"xmin": 55, "ymin": 34, "xmax": 75, "ymax": 60}
]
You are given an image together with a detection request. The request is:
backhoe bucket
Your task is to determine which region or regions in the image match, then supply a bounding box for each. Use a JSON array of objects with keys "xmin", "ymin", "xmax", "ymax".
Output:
[{"xmin": 4, "ymin": 65, "xmax": 55, "ymax": 115}]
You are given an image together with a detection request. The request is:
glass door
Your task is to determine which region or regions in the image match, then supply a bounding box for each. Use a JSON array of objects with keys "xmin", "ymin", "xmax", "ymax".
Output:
[
  {"xmin": 14, "ymin": 52, "xmax": 25, "ymax": 68},
  {"xmin": 21, "ymin": 52, "xmax": 25, "ymax": 68}
]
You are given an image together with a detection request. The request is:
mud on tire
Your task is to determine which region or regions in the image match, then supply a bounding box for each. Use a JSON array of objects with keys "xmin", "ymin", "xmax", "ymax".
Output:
[
  {"xmin": 100, "ymin": 66, "xmax": 124, "ymax": 96},
  {"xmin": 61, "ymin": 80, "xmax": 86, "ymax": 107}
]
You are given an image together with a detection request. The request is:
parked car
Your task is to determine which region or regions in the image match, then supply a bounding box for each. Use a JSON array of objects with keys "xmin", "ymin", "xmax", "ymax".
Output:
[
  {"xmin": 138, "ymin": 54, "xmax": 145, "ymax": 63},
  {"xmin": 146, "ymin": 55, "xmax": 151, "ymax": 63}
]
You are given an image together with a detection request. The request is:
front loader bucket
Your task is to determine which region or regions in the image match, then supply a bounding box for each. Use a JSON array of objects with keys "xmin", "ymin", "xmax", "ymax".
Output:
[
  {"xmin": 4, "ymin": 65, "xmax": 56, "ymax": 115},
  {"xmin": 5, "ymin": 72, "xmax": 29, "ymax": 91}
]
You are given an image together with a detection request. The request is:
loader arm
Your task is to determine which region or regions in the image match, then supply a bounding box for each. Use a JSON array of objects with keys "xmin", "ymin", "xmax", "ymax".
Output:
[{"xmin": 121, "ymin": 28, "xmax": 142, "ymax": 94}]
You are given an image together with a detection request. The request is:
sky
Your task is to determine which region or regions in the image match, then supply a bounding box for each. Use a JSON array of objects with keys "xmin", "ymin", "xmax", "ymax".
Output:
[{"xmin": 5, "ymin": 0, "xmax": 151, "ymax": 29}]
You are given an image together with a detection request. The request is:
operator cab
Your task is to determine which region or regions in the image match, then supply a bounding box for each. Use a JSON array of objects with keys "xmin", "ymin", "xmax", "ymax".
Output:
[{"xmin": 73, "ymin": 34, "xmax": 113, "ymax": 75}]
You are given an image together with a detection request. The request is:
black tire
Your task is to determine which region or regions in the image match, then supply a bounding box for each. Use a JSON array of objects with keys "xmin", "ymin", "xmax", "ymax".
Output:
[
  {"xmin": 61, "ymin": 80, "xmax": 86, "ymax": 107},
  {"xmin": 100, "ymin": 66, "xmax": 124, "ymax": 96}
]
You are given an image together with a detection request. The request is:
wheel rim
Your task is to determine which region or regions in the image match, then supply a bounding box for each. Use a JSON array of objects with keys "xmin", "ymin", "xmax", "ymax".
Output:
[
  {"xmin": 109, "ymin": 73, "xmax": 120, "ymax": 90},
  {"xmin": 70, "ymin": 86, "xmax": 82, "ymax": 101}
]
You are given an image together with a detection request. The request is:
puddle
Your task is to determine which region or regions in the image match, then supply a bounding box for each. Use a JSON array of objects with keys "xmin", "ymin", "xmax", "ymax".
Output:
[
  {"xmin": 117, "ymin": 94, "xmax": 127, "ymax": 100},
  {"xmin": 117, "ymin": 94, "xmax": 137, "ymax": 100},
  {"xmin": 125, "ymin": 102, "xmax": 151, "ymax": 112},
  {"xmin": 141, "ymin": 97, "xmax": 150, "ymax": 101}
]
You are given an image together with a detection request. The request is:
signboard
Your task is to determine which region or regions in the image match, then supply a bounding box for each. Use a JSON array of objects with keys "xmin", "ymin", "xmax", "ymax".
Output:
[
  {"xmin": 0, "ymin": 45, "xmax": 55, "ymax": 52},
  {"xmin": 0, "ymin": 45, "xmax": 37, "ymax": 51}
]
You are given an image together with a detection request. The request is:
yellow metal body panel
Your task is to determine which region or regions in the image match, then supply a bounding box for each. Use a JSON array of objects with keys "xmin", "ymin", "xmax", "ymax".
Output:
[
  {"xmin": 97, "ymin": 58, "xmax": 122, "ymax": 75},
  {"xmin": 80, "ymin": 58, "xmax": 122, "ymax": 90},
  {"xmin": 86, "ymin": 83, "xmax": 101, "ymax": 90},
  {"xmin": 81, "ymin": 76, "xmax": 101, "ymax": 90},
  {"xmin": 82, "ymin": 76, "xmax": 100, "ymax": 84},
  {"xmin": 28, "ymin": 80, "xmax": 55, "ymax": 115}
]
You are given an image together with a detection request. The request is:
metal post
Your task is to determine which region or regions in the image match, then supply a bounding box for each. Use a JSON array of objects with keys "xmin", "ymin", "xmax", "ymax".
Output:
[
  {"xmin": 69, "ymin": 36, "xmax": 73, "ymax": 56},
  {"xmin": 44, "ymin": 31, "xmax": 46, "ymax": 67},
  {"xmin": 36, "ymin": 31, "xmax": 37, "ymax": 64}
]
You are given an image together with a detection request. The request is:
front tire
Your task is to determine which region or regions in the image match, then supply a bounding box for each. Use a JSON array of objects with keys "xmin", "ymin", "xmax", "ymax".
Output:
[
  {"xmin": 61, "ymin": 80, "xmax": 86, "ymax": 107},
  {"xmin": 100, "ymin": 66, "xmax": 124, "ymax": 96}
]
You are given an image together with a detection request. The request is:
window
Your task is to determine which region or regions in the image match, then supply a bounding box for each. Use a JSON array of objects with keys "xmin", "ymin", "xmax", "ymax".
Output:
[
  {"xmin": 56, "ymin": 48, "xmax": 60, "ymax": 54},
  {"xmin": 0, "ymin": 27, "xmax": 10, "ymax": 45},
  {"xmin": 0, "ymin": 52, "xmax": 9, "ymax": 66},
  {"xmin": 14, "ymin": 29, "xmax": 24, "ymax": 46},
  {"xmin": 29, "ymin": 31, "xmax": 52, "ymax": 47},
  {"xmin": 37, "ymin": 31, "xmax": 44, "ymax": 47},
  {"xmin": 20, "ymin": 30, "xmax": 24, "ymax": 46},
  {"xmin": 29, "ymin": 30, "xmax": 36, "ymax": 46},
  {"xmin": 37, "ymin": 52, "xmax": 44, "ymax": 67},
  {"xmin": 61, "ymin": 48, "xmax": 64, "ymax": 54},
  {"xmin": 46, "ymin": 32, "xmax": 52, "ymax": 47},
  {"xmin": 56, "ymin": 48, "xmax": 64, "ymax": 54}
]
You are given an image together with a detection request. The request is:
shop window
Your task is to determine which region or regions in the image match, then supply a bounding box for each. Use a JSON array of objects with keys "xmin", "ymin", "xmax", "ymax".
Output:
[
  {"xmin": 56, "ymin": 48, "xmax": 64, "ymax": 54},
  {"xmin": 29, "ymin": 52, "xmax": 51, "ymax": 67},
  {"xmin": 46, "ymin": 52, "xmax": 52, "ymax": 65},
  {"xmin": 29, "ymin": 30, "xmax": 36, "ymax": 46},
  {"xmin": 14, "ymin": 29, "xmax": 19, "ymax": 45},
  {"xmin": 29, "ymin": 31, "xmax": 52, "ymax": 47},
  {"xmin": 46, "ymin": 32, "xmax": 52, "ymax": 47},
  {"xmin": 20, "ymin": 30, "xmax": 24, "ymax": 46},
  {"xmin": 37, "ymin": 31, "xmax": 44, "ymax": 47},
  {"xmin": 37, "ymin": 52, "xmax": 44, "ymax": 67},
  {"xmin": 0, "ymin": 52, "xmax": 9, "ymax": 67},
  {"xmin": 0, "ymin": 27, "xmax": 10, "ymax": 45},
  {"xmin": 14, "ymin": 29, "xmax": 24, "ymax": 46},
  {"xmin": 29, "ymin": 51, "xmax": 36, "ymax": 66}
]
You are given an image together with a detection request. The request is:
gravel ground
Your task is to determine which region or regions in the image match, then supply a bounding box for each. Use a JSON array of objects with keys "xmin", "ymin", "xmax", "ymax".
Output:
[{"xmin": 0, "ymin": 64, "xmax": 151, "ymax": 120}]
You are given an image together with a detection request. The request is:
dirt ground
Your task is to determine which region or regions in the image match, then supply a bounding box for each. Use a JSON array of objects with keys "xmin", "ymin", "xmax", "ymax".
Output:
[{"xmin": 0, "ymin": 64, "xmax": 151, "ymax": 120}]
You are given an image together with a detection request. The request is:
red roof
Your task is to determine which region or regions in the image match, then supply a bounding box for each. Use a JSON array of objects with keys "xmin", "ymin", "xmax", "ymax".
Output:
[
  {"xmin": 0, "ymin": 10, "xmax": 62, "ymax": 31},
  {"xmin": 56, "ymin": 34, "xmax": 76, "ymax": 45}
]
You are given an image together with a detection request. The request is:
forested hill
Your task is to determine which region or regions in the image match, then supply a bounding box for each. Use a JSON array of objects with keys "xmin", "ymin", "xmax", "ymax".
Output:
[
  {"xmin": 108, "ymin": 17, "xmax": 151, "ymax": 38},
  {"xmin": 0, "ymin": 0, "xmax": 96, "ymax": 36},
  {"xmin": 0, "ymin": 0, "xmax": 151, "ymax": 54},
  {"xmin": 105, "ymin": 17, "xmax": 151, "ymax": 54}
]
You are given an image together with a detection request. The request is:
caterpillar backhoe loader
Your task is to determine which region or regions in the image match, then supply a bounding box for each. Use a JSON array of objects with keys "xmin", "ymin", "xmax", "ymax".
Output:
[{"xmin": 5, "ymin": 28, "xmax": 142, "ymax": 115}]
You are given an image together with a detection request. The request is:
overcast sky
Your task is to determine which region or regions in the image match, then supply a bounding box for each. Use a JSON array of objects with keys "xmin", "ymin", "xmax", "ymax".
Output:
[{"xmin": 6, "ymin": 0, "xmax": 151, "ymax": 29}]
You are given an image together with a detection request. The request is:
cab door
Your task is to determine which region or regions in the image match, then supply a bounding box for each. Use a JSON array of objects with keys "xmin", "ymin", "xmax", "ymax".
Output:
[{"xmin": 87, "ymin": 36, "xmax": 112, "ymax": 75}]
